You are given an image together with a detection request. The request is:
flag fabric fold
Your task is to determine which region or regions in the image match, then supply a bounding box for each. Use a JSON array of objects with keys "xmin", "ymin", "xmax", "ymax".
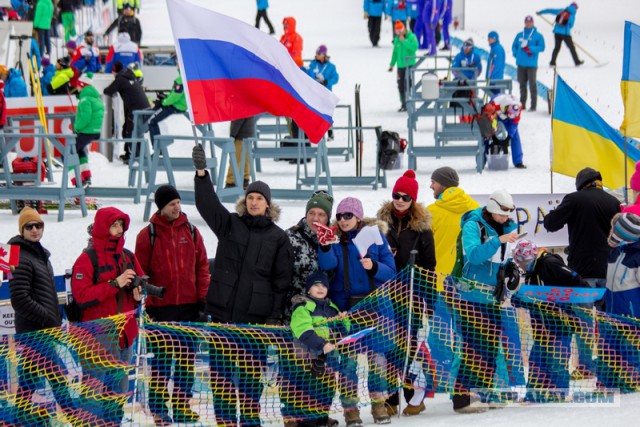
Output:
[
  {"xmin": 621, "ymin": 21, "xmax": 640, "ymax": 137},
  {"xmin": 166, "ymin": 0, "xmax": 339, "ymax": 143},
  {"xmin": 0, "ymin": 243, "xmax": 20, "ymax": 273},
  {"xmin": 552, "ymin": 74, "xmax": 640, "ymax": 189}
]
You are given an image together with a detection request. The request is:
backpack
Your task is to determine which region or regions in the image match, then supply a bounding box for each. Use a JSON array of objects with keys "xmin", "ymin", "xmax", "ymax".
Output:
[
  {"xmin": 555, "ymin": 9, "xmax": 571, "ymax": 25},
  {"xmin": 473, "ymin": 104, "xmax": 496, "ymax": 140},
  {"xmin": 378, "ymin": 130, "xmax": 401, "ymax": 170},
  {"xmin": 64, "ymin": 247, "xmax": 136, "ymax": 322},
  {"xmin": 144, "ymin": 221, "xmax": 197, "ymax": 274},
  {"xmin": 451, "ymin": 223, "xmax": 486, "ymax": 278}
]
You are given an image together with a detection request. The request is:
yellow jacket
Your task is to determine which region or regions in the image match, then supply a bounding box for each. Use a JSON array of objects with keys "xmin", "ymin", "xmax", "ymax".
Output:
[{"xmin": 427, "ymin": 187, "xmax": 479, "ymax": 275}]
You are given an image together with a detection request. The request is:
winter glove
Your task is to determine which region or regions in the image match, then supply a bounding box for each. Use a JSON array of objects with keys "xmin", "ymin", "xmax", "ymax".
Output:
[
  {"xmin": 310, "ymin": 353, "xmax": 327, "ymax": 378},
  {"xmin": 192, "ymin": 144, "xmax": 207, "ymax": 170},
  {"xmin": 536, "ymin": 11, "xmax": 541, "ymax": 15},
  {"xmin": 388, "ymin": 66, "xmax": 393, "ymax": 72},
  {"xmin": 363, "ymin": 12, "xmax": 369, "ymax": 19},
  {"xmin": 524, "ymin": 46, "xmax": 532, "ymax": 57},
  {"xmin": 315, "ymin": 223, "xmax": 339, "ymax": 245}
]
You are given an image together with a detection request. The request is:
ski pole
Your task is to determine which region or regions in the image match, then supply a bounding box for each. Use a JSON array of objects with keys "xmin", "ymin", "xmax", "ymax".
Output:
[{"xmin": 535, "ymin": 13, "xmax": 603, "ymax": 64}]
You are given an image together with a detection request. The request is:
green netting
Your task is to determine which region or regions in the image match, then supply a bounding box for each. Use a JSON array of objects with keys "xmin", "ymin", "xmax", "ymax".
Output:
[{"xmin": 1, "ymin": 266, "xmax": 639, "ymax": 425}]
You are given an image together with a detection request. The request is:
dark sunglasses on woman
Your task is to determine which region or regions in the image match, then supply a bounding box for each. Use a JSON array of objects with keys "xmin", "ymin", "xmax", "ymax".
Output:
[
  {"xmin": 490, "ymin": 198, "xmax": 515, "ymax": 213},
  {"xmin": 392, "ymin": 192, "xmax": 412, "ymax": 202},
  {"xmin": 336, "ymin": 212, "xmax": 354, "ymax": 221}
]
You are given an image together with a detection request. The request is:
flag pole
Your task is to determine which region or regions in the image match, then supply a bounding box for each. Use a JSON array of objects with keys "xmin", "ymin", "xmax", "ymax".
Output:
[
  {"xmin": 549, "ymin": 68, "xmax": 559, "ymax": 194},
  {"xmin": 623, "ymin": 76, "xmax": 629, "ymax": 205}
]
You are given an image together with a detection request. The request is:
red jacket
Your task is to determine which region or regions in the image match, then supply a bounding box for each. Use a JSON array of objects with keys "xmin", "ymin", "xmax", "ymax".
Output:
[
  {"xmin": 135, "ymin": 212, "xmax": 210, "ymax": 308},
  {"xmin": 280, "ymin": 17, "xmax": 304, "ymax": 67},
  {"xmin": 72, "ymin": 207, "xmax": 144, "ymax": 349},
  {"xmin": 0, "ymin": 82, "xmax": 6, "ymax": 127}
]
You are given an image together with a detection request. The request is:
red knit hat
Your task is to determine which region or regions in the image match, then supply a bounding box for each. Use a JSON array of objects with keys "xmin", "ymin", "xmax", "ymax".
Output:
[
  {"xmin": 393, "ymin": 170, "xmax": 419, "ymax": 202},
  {"xmin": 630, "ymin": 161, "xmax": 640, "ymax": 192}
]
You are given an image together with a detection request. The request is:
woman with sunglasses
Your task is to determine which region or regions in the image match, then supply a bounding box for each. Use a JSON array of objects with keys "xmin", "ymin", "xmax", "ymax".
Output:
[
  {"xmin": 452, "ymin": 189, "xmax": 519, "ymax": 413},
  {"xmin": 376, "ymin": 170, "xmax": 436, "ymax": 416},
  {"xmin": 317, "ymin": 196, "xmax": 396, "ymax": 426}
]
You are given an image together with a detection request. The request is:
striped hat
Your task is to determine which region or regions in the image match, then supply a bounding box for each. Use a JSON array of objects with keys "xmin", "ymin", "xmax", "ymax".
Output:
[{"xmin": 608, "ymin": 212, "xmax": 640, "ymax": 247}]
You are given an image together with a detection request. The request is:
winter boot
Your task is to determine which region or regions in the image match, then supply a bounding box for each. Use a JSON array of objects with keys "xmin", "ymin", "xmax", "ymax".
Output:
[
  {"xmin": 402, "ymin": 401, "xmax": 426, "ymax": 416},
  {"xmin": 371, "ymin": 402, "xmax": 391, "ymax": 424},
  {"xmin": 344, "ymin": 408, "xmax": 364, "ymax": 427},
  {"xmin": 284, "ymin": 420, "xmax": 299, "ymax": 427},
  {"xmin": 385, "ymin": 403, "xmax": 398, "ymax": 416}
]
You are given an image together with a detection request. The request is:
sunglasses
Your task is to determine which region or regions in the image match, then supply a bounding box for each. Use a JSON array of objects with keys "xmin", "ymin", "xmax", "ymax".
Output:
[
  {"xmin": 24, "ymin": 222, "xmax": 44, "ymax": 231},
  {"xmin": 392, "ymin": 192, "xmax": 413, "ymax": 202},
  {"xmin": 490, "ymin": 198, "xmax": 515, "ymax": 213},
  {"xmin": 336, "ymin": 212, "xmax": 355, "ymax": 221}
]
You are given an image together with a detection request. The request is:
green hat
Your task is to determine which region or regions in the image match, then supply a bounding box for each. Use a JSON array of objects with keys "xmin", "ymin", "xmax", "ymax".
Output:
[{"xmin": 306, "ymin": 190, "xmax": 333, "ymax": 218}]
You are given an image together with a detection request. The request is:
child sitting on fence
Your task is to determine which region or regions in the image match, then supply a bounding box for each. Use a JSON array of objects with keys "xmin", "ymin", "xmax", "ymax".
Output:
[{"xmin": 289, "ymin": 271, "xmax": 348, "ymax": 427}]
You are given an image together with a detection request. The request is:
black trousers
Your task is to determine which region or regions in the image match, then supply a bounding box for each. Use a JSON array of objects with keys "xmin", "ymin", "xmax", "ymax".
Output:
[
  {"xmin": 397, "ymin": 67, "xmax": 412, "ymax": 108},
  {"xmin": 255, "ymin": 9, "xmax": 275, "ymax": 33},
  {"xmin": 517, "ymin": 66, "xmax": 538, "ymax": 109},
  {"xmin": 551, "ymin": 33, "xmax": 581, "ymax": 65},
  {"xmin": 368, "ymin": 16, "xmax": 381, "ymax": 46}
]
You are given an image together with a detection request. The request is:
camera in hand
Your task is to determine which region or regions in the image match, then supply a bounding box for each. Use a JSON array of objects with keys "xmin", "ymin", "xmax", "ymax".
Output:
[{"xmin": 125, "ymin": 275, "xmax": 166, "ymax": 298}]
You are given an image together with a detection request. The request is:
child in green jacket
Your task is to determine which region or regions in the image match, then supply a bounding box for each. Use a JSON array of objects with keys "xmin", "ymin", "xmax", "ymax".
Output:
[{"xmin": 289, "ymin": 272, "xmax": 348, "ymax": 427}]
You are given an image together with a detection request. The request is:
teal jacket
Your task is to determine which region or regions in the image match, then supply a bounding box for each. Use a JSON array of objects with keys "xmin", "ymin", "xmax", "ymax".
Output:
[{"xmin": 74, "ymin": 85, "xmax": 105, "ymax": 134}]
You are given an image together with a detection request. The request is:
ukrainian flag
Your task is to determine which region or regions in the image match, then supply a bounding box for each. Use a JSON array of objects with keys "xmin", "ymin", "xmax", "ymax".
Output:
[
  {"xmin": 621, "ymin": 21, "xmax": 640, "ymax": 137},
  {"xmin": 552, "ymin": 75, "xmax": 640, "ymax": 189}
]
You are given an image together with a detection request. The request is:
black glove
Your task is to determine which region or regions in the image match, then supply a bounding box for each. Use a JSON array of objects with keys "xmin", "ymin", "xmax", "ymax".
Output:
[
  {"xmin": 264, "ymin": 317, "xmax": 283, "ymax": 326},
  {"xmin": 310, "ymin": 353, "xmax": 327, "ymax": 378},
  {"xmin": 192, "ymin": 144, "xmax": 207, "ymax": 170}
]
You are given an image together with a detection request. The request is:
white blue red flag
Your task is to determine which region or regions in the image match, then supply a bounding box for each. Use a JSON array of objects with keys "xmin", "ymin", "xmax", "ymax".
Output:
[
  {"xmin": 166, "ymin": 0, "xmax": 339, "ymax": 143},
  {"xmin": 0, "ymin": 243, "xmax": 20, "ymax": 273},
  {"xmin": 337, "ymin": 327, "xmax": 375, "ymax": 345}
]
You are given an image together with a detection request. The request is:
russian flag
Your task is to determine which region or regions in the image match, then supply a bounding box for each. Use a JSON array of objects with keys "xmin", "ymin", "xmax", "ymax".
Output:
[{"xmin": 166, "ymin": 0, "xmax": 339, "ymax": 143}]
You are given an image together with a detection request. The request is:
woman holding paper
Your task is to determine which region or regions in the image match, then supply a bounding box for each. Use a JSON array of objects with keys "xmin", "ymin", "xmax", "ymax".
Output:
[
  {"xmin": 377, "ymin": 169, "xmax": 436, "ymax": 416},
  {"xmin": 317, "ymin": 196, "xmax": 396, "ymax": 426}
]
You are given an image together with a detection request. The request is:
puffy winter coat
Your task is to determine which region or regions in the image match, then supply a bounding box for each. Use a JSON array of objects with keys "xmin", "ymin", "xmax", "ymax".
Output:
[
  {"xmin": 427, "ymin": 187, "xmax": 479, "ymax": 275},
  {"xmin": 71, "ymin": 207, "xmax": 144, "ymax": 349},
  {"xmin": 40, "ymin": 64, "xmax": 56, "ymax": 96},
  {"xmin": 162, "ymin": 74, "xmax": 187, "ymax": 111},
  {"xmin": 306, "ymin": 59, "xmax": 339, "ymax": 90},
  {"xmin": 7, "ymin": 235, "xmax": 61, "ymax": 334},
  {"xmin": 389, "ymin": 30, "xmax": 419, "ymax": 69},
  {"xmin": 194, "ymin": 172, "xmax": 294, "ymax": 324},
  {"xmin": 256, "ymin": 0, "xmax": 269, "ymax": 11},
  {"xmin": 33, "ymin": 0, "xmax": 53, "ymax": 30},
  {"xmin": 486, "ymin": 39, "xmax": 506, "ymax": 80},
  {"xmin": 539, "ymin": 4, "xmax": 577, "ymax": 36},
  {"xmin": 74, "ymin": 85, "xmax": 104, "ymax": 134},
  {"xmin": 280, "ymin": 17, "xmax": 304, "ymax": 67},
  {"xmin": 135, "ymin": 212, "xmax": 210, "ymax": 308},
  {"xmin": 317, "ymin": 219, "xmax": 396, "ymax": 311},
  {"xmin": 460, "ymin": 207, "xmax": 517, "ymax": 288},
  {"xmin": 511, "ymin": 26, "xmax": 545, "ymax": 68},
  {"xmin": 290, "ymin": 295, "xmax": 342, "ymax": 353},
  {"xmin": 452, "ymin": 48, "xmax": 482, "ymax": 80},
  {"xmin": 544, "ymin": 186, "xmax": 620, "ymax": 279},
  {"xmin": 5, "ymin": 68, "xmax": 28, "ymax": 98},
  {"xmin": 104, "ymin": 32, "xmax": 143, "ymax": 73},
  {"xmin": 285, "ymin": 218, "xmax": 321, "ymax": 318},
  {"xmin": 71, "ymin": 43, "xmax": 102, "ymax": 73},
  {"xmin": 364, "ymin": 0, "xmax": 384, "ymax": 17},
  {"xmin": 385, "ymin": 0, "xmax": 409, "ymax": 22},
  {"xmin": 103, "ymin": 67, "xmax": 150, "ymax": 110},
  {"xmin": 47, "ymin": 67, "xmax": 74, "ymax": 95},
  {"xmin": 606, "ymin": 241, "xmax": 640, "ymax": 318}
]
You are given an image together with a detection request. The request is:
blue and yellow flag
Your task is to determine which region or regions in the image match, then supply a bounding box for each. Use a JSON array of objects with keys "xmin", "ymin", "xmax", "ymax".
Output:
[
  {"xmin": 552, "ymin": 75, "xmax": 640, "ymax": 189},
  {"xmin": 621, "ymin": 21, "xmax": 640, "ymax": 137}
]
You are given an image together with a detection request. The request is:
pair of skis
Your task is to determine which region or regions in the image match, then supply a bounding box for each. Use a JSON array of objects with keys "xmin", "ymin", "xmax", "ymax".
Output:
[{"xmin": 355, "ymin": 84, "xmax": 363, "ymax": 177}]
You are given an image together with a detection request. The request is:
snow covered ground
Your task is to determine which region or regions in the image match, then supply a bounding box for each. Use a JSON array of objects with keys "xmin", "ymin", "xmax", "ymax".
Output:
[{"xmin": 2, "ymin": 0, "xmax": 640, "ymax": 425}]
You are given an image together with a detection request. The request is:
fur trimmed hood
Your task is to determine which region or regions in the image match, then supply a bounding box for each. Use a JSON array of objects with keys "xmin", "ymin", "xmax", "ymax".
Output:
[
  {"xmin": 377, "ymin": 201, "xmax": 432, "ymax": 232},
  {"xmin": 234, "ymin": 196, "xmax": 282, "ymax": 222}
]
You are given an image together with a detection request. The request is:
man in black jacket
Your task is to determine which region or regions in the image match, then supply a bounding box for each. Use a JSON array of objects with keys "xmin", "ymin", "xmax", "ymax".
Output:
[
  {"xmin": 103, "ymin": 61, "xmax": 151, "ymax": 162},
  {"xmin": 104, "ymin": 5, "xmax": 143, "ymax": 45},
  {"xmin": 192, "ymin": 144, "xmax": 294, "ymax": 426},
  {"xmin": 543, "ymin": 167, "xmax": 621, "ymax": 281},
  {"xmin": 6, "ymin": 208, "xmax": 89, "ymax": 426}
]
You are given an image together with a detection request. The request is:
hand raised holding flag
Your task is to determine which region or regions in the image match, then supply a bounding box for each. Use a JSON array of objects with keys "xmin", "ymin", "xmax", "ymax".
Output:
[{"xmin": 314, "ymin": 222, "xmax": 339, "ymax": 245}]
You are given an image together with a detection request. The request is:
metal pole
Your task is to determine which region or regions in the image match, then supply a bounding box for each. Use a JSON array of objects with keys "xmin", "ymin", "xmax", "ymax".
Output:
[
  {"xmin": 131, "ymin": 291, "xmax": 147, "ymax": 421},
  {"xmin": 549, "ymin": 68, "xmax": 559, "ymax": 194},
  {"xmin": 398, "ymin": 249, "xmax": 418, "ymax": 418}
]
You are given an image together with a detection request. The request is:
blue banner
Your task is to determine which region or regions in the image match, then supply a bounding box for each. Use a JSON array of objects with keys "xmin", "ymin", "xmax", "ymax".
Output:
[{"xmin": 517, "ymin": 285, "xmax": 606, "ymax": 304}]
